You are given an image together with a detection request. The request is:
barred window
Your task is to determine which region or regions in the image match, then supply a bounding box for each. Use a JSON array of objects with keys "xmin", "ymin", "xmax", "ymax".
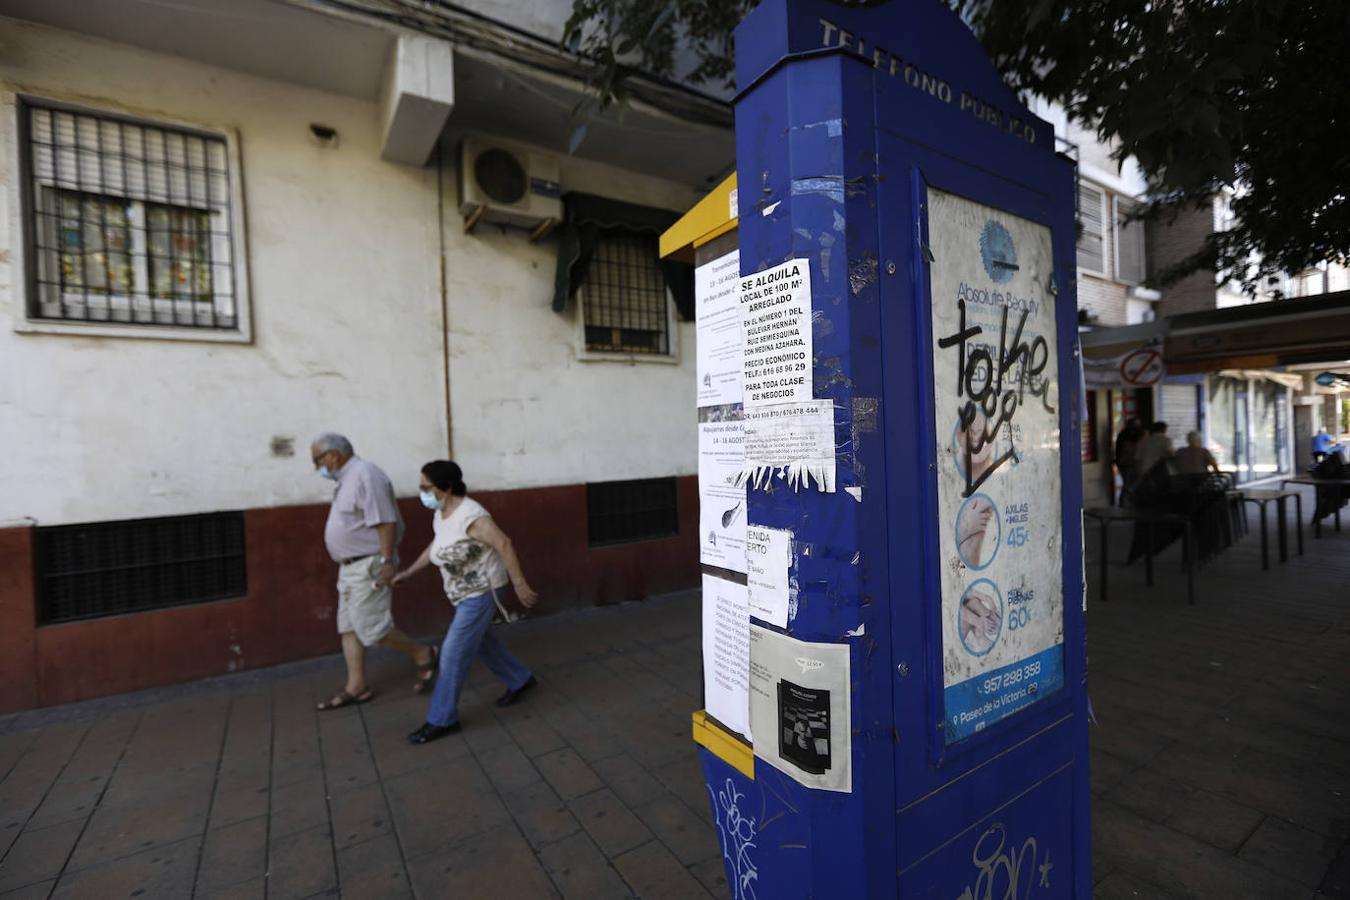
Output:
[
  {"xmin": 582, "ymin": 230, "xmax": 670, "ymax": 354},
  {"xmin": 21, "ymin": 99, "xmax": 241, "ymax": 331},
  {"xmin": 35, "ymin": 512, "xmax": 247, "ymax": 624},
  {"xmin": 587, "ymin": 478, "xmax": 679, "ymax": 546},
  {"xmin": 1076, "ymin": 182, "xmax": 1106, "ymax": 275}
]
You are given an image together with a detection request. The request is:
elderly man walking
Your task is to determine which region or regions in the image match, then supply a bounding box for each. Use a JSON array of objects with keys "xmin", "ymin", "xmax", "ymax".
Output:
[{"xmin": 311, "ymin": 433, "xmax": 436, "ymax": 710}]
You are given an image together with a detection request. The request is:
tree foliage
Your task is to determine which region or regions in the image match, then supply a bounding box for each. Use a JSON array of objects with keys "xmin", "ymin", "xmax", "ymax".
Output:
[
  {"xmin": 564, "ymin": 0, "xmax": 1350, "ymax": 293},
  {"xmin": 561, "ymin": 0, "xmax": 750, "ymax": 148},
  {"xmin": 961, "ymin": 0, "xmax": 1350, "ymax": 293}
]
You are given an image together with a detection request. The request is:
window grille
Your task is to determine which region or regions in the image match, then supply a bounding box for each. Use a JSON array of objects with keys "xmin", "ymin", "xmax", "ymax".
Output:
[
  {"xmin": 582, "ymin": 230, "xmax": 670, "ymax": 354},
  {"xmin": 1113, "ymin": 196, "xmax": 1147, "ymax": 285},
  {"xmin": 21, "ymin": 99, "xmax": 239, "ymax": 330},
  {"xmin": 35, "ymin": 512, "xmax": 247, "ymax": 624},
  {"xmin": 1076, "ymin": 183, "xmax": 1105, "ymax": 275},
  {"xmin": 586, "ymin": 478, "xmax": 679, "ymax": 546}
]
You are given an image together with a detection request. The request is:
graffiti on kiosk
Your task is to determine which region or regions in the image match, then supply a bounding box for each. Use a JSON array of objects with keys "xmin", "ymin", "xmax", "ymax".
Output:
[
  {"xmin": 709, "ymin": 778, "xmax": 759, "ymax": 900},
  {"xmin": 937, "ymin": 298, "xmax": 1054, "ymax": 498},
  {"xmin": 954, "ymin": 822, "xmax": 1053, "ymax": 900},
  {"xmin": 931, "ymin": 193, "xmax": 1065, "ymax": 741}
]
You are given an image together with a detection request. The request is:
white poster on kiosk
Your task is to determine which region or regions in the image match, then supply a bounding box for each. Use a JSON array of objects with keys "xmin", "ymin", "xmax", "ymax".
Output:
[
  {"xmin": 696, "ymin": 243, "xmax": 751, "ymax": 742},
  {"xmin": 698, "ymin": 419, "xmax": 747, "ymax": 572},
  {"xmin": 748, "ymin": 624, "xmax": 851, "ymax": 792},
  {"xmin": 696, "ymin": 249, "xmax": 743, "ymax": 408},
  {"xmin": 926, "ymin": 188, "xmax": 1065, "ymax": 743},
  {"xmin": 702, "ymin": 574, "xmax": 751, "ymax": 741}
]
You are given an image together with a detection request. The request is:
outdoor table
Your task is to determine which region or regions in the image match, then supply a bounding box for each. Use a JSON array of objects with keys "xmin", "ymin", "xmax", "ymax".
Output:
[
  {"xmin": 1084, "ymin": 506, "xmax": 1195, "ymax": 605},
  {"xmin": 1239, "ymin": 489, "xmax": 1303, "ymax": 569},
  {"xmin": 1279, "ymin": 476, "xmax": 1350, "ymax": 538},
  {"xmin": 1224, "ymin": 489, "xmax": 1248, "ymax": 539}
]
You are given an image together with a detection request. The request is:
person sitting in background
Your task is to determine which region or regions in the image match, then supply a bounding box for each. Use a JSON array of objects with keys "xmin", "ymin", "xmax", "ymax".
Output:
[
  {"xmin": 1312, "ymin": 427, "xmax": 1337, "ymax": 463},
  {"xmin": 1134, "ymin": 421, "xmax": 1174, "ymax": 478},
  {"xmin": 1175, "ymin": 431, "xmax": 1220, "ymax": 475}
]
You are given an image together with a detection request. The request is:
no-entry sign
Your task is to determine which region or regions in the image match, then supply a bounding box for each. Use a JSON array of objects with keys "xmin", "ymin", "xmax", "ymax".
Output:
[{"xmin": 1120, "ymin": 347, "xmax": 1164, "ymax": 386}]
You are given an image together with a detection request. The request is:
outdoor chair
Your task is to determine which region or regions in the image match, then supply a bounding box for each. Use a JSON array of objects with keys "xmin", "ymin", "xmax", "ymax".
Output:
[
  {"xmin": 1206, "ymin": 471, "xmax": 1247, "ymax": 540},
  {"xmin": 1127, "ymin": 463, "xmax": 1232, "ymax": 567},
  {"xmin": 1311, "ymin": 454, "xmax": 1349, "ymax": 523}
]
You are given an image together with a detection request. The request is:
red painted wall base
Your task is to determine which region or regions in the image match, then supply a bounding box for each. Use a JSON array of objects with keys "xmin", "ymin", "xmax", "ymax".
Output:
[{"xmin": 0, "ymin": 478, "xmax": 698, "ymax": 713}]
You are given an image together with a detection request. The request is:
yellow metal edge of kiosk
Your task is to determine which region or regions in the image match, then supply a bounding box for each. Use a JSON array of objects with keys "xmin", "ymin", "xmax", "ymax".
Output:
[
  {"xmin": 659, "ymin": 174, "xmax": 738, "ymax": 263},
  {"xmin": 691, "ymin": 711, "xmax": 755, "ymax": 779},
  {"xmin": 666, "ymin": 174, "xmax": 750, "ymax": 780}
]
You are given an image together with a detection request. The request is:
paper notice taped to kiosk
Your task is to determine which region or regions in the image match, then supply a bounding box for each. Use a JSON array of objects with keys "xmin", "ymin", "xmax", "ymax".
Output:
[{"xmin": 749, "ymin": 625, "xmax": 851, "ymax": 792}]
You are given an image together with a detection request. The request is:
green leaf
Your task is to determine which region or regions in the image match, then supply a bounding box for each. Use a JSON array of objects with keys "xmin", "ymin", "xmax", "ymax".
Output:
[
  {"xmin": 646, "ymin": 5, "xmax": 676, "ymax": 41},
  {"xmin": 1025, "ymin": 0, "xmax": 1055, "ymax": 34},
  {"xmin": 568, "ymin": 120, "xmax": 589, "ymax": 155},
  {"xmin": 1193, "ymin": 102, "xmax": 1220, "ymax": 136}
]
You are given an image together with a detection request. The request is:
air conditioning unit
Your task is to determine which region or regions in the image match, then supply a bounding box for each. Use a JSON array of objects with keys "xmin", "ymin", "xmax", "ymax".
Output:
[{"xmin": 458, "ymin": 136, "xmax": 562, "ymax": 241}]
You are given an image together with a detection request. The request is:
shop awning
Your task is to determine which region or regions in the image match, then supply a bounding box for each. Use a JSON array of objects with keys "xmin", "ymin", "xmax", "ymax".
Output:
[{"xmin": 1082, "ymin": 290, "xmax": 1350, "ymax": 377}]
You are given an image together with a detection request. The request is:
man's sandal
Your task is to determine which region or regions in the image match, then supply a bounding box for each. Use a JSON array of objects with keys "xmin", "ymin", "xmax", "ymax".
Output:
[
  {"xmin": 316, "ymin": 689, "xmax": 374, "ymax": 711},
  {"xmin": 414, "ymin": 645, "xmax": 439, "ymax": 694}
]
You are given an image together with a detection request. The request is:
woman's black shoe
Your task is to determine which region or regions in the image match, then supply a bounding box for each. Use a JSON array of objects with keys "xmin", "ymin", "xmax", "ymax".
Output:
[
  {"xmin": 496, "ymin": 675, "xmax": 538, "ymax": 707},
  {"xmin": 407, "ymin": 722, "xmax": 460, "ymax": 744}
]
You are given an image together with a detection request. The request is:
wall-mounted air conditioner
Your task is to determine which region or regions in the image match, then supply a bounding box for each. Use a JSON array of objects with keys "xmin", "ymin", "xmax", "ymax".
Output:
[{"xmin": 458, "ymin": 136, "xmax": 562, "ymax": 241}]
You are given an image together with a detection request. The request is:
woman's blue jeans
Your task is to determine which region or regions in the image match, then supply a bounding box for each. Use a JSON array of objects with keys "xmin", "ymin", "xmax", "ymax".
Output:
[{"xmin": 426, "ymin": 589, "xmax": 532, "ymax": 727}]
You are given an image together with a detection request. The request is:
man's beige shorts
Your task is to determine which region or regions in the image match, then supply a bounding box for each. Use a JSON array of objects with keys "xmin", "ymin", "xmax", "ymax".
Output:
[{"xmin": 336, "ymin": 556, "xmax": 394, "ymax": 647}]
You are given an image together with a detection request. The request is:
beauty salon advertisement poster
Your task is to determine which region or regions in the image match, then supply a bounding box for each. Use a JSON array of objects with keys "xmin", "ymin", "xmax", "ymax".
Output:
[{"xmin": 927, "ymin": 189, "xmax": 1065, "ymax": 743}]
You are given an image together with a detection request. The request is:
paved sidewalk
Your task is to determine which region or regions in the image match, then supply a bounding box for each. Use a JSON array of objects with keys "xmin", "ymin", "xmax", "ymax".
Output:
[
  {"xmin": 0, "ymin": 488, "xmax": 1347, "ymax": 898},
  {"xmin": 0, "ymin": 592, "xmax": 725, "ymax": 900},
  {"xmin": 1085, "ymin": 486, "xmax": 1350, "ymax": 899}
]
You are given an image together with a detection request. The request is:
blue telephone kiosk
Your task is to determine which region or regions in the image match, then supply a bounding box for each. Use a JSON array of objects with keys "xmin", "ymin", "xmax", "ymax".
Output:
[{"xmin": 671, "ymin": 0, "xmax": 1091, "ymax": 896}]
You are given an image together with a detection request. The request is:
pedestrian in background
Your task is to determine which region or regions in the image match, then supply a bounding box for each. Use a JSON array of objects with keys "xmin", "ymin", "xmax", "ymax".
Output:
[
  {"xmin": 1134, "ymin": 421, "xmax": 1174, "ymax": 480},
  {"xmin": 311, "ymin": 433, "xmax": 437, "ymax": 710},
  {"xmin": 394, "ymin": 460, "xmax": 538, "ymax": 744},
  {"xmin": 1113, "ymin": 417, "xmax": 1144, "ymax": 504},
  {"xmin": 1175, "ymin": 431, "xmax": 1220, "ymax": 475}
]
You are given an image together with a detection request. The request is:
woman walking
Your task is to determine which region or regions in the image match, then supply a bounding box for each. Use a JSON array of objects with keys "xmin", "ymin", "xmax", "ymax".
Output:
[{"xmin": 393, "ymin": 461, "xmax": 538, "ymax": 744}]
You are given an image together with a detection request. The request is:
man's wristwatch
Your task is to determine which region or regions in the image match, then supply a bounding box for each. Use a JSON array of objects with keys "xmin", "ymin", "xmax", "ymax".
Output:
[{"xmin": 379, "ymin": 556, "xmax": 394, "ymax": 565}]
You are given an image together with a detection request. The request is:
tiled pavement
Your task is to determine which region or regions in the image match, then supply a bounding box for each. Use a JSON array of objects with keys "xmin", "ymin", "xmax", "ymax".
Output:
[
  {"xmin": 0, "ymin": 484, "xmax": 1347, "ymax": 898},
  {"xmin": 0, "ymin": 594, "xmax": 724, "ymax": 900},
  {"xmin": 1084, "ymin": 485, "xmax": 1350, "ymax": 899}
]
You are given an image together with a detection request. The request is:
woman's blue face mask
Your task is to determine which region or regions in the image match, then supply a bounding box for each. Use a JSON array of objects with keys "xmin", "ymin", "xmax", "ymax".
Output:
[{"xmin": 419, "ymin": 489, "xmax": 444, "ymax": 510}]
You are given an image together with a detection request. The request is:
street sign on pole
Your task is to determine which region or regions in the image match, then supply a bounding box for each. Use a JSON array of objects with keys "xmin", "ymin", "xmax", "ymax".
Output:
[{"xmin": 1120, "ymin": 347, "xmax": 1165, "ymax": 387}]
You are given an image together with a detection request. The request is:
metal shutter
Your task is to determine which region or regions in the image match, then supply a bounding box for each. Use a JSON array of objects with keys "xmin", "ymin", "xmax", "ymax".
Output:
[{"xmin": 1160, "ymin": 384, "xmax": 1200, "ymax": 438}]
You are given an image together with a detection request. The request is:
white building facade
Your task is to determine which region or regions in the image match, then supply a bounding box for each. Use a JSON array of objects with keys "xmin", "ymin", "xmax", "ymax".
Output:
[{"xmin": 0, "ymin": 0, "xmax": 732, "ymax": 711}]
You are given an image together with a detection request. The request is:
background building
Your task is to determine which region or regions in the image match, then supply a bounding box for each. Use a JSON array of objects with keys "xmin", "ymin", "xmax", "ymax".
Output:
[
  {"xmin": 2, "ymin": 0, "xmax": 1342, "ymax": 713},
  {"xmin": 0, "ymin": 0, "xmax": 733, "ymax": 711},
  {"xmin": 1037, "ymin": 99, "xmax": 1347, "ymax": 507},
  {"xmin": 1029, "ymin": 99, "xmax": 1159, "ymax": 507}
]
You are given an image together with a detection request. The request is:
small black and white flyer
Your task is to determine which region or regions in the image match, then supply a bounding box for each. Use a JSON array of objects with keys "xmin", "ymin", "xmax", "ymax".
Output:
[{"xmin": 749, "ymin": 624, "xmax": 852, "ymax": 792}]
